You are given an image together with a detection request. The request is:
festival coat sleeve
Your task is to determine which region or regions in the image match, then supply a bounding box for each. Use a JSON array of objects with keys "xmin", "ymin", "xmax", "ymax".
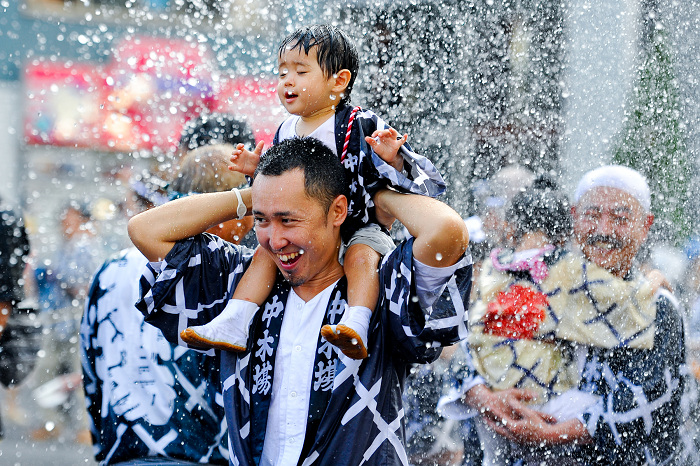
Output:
[
  {"xmin": 135, "ymin": 233, "xmax": 254, "ymax": 348},
  {"xmin": 378, "ymin": 238, "xmax": 472, "ymax": 365},
  {"xmin": 578, "ymin": 290, "xmax": 686, "ymax": 464},
  {"xmin": 353, "ymin": 108, "xmax": 446, "ymax": 199}
]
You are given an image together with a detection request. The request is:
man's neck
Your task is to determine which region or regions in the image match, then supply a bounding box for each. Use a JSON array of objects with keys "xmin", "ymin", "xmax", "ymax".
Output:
[{"xmin": 291, "ymin": 260, "xmax": 345, "ymax": 302}]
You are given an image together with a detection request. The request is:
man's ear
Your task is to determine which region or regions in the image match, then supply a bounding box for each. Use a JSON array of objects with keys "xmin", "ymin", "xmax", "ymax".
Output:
[
  {"xmin": 644, "ymin": 212, "xmax": 655, "ymax": 231},
  {"xmin": 331, "ymin": 69, "xmax": 352, "ymax": 95},
  {"xmin": 329, "ymin": 194, "xmax": 348, "ymax": 227}
]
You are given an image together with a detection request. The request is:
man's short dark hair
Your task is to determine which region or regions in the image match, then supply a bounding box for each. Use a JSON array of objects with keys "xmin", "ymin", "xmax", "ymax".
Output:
[
  {"xmin": 179, "ymin": 113, "xmax": 256, "ymax": 151},
  {"xmin": 279, "ymin": 24, "xmax": 359, "ymax": 107},
  {"xmin": 255, "ymin": 137, "xmax": 348, "ymax": 212}
]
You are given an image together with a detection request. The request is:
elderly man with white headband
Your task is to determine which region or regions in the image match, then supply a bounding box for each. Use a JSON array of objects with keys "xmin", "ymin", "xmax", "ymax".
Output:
[
  {"xmin": 439, "ymin": 165, "xmax": 692, "ymax": 464},
  {"xmin": 572, "ymin": 165, "xmax": 654, "ymax": 279}
]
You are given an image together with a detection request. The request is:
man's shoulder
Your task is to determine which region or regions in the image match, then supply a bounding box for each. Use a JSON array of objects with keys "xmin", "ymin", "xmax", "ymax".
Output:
[
  {"xmin": 175, "ymin": 233, "xmax": 251, "ymax": 256},
  {"xmin": 100, "ymin": 247, "xmax": 147, "ymax": 271}
]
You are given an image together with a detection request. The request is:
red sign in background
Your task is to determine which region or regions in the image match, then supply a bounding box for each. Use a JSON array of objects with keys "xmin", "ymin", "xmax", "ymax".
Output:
[{"xmin": 23, "ymin": 36, "xmax": 283, "ymax": 153}]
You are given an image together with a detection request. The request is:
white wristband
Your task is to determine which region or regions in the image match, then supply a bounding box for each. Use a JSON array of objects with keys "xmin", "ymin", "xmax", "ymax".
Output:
[{"xmin": 232, "ymin": 188, "xmax": 247, "ymax": 220}]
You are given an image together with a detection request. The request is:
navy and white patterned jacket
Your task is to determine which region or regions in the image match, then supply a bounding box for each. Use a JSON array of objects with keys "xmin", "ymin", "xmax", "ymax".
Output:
[
  {"xmin": 443, "ymin": 268, "xmax": 689, "ymax": 465},
  {"xmin": 81, "ymin": 248, "xmax": 229, "ymax": 465},
  {"xmin": 578, "ymin": 286, "xmax": 686, "ymax": 464},
  {"xmin": 136, "ymin": 235, "xmax": 472, "ymax": 466}
]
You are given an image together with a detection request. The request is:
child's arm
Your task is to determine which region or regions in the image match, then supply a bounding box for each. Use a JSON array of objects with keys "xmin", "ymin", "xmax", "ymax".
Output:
[
  {"xmin": 229, "ymin": 141, "xmax": 265, "ymax": 177},
  {"xmin": 365, "ymin": 128, "xmax": 407, "ymax": 172}
]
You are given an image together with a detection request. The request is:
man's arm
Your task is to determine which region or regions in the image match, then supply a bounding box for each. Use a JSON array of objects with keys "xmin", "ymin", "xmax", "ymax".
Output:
[
  {"xmin": 371, "ymin": 190, "xmax": 471, "ymax": 363},
  {"xmin": 440, "ymin": 349, "xmax": 593, "ymax": 446},
  {"xmin": 373, "ymin": 189, "xmax": 468, "ymax": 267},
  {"xmin": 128, "ymin": 188, "xmax": 252, "ymax": 261}
]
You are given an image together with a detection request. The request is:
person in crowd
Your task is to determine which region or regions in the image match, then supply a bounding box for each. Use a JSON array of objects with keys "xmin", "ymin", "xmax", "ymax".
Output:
[
  {"xmin": 127, "ymin": 136, "xmax": 471, "ymax": 465},
  {"xmin": 177, "ymin": 113, "xmax": 257, "ymax": 159},
  {"xmin": 480, "ymin": 164, "xmax": 535, "ymax": 250},
  {"xmin": 440, "ymin": 165, "xmax": 688, "ymax": 464},
  {"xmin": 80, "ymin": 115, "xmax": 255, "ymax": 464},
  {"xmin": 403, "ymin": 345, "xmax": 474, "ymax": 466},
  {"xmin": 453, "ymin": 175, "xmax": 663, "ymax": 464},
  {"xmin": 30, "ymin": 200, "xmax": 103, "ymax": 442},
  {"xmin": 0, "ymin": 198, "xmax": 31, "ymax": 439},
  {"xmin": 180, "ymin": 24, "xmax": 446, "ymax": 361}
]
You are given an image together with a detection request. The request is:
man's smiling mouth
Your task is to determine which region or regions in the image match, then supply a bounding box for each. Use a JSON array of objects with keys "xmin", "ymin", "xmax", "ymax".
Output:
[{"xmin": 278, "ymin": 249, "xmax": 304, "ymax": 266}]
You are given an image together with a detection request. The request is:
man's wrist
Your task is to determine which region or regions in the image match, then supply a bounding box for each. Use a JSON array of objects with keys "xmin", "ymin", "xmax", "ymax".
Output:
[{"xmin": 232, "ymin": 188, "xmax": 248, "ymax": 219}]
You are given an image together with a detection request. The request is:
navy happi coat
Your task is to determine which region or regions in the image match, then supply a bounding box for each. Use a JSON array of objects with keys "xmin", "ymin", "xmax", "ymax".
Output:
[
  {"xmin": 445, "ymin": 268, "xmax": 691, "ymax": 465},
  {"xmin": 136, "ymin": 235, "xmax": 472, "ymax": 466},
  {"xmin": 81, "ymin": 248, "xmax": 228, "ymax": 464}
]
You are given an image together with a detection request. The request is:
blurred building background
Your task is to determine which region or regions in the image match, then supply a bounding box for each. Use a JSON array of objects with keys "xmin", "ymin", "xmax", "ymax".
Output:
[{"xmin": 1, "ymin": 0, "xmax": 699, "ymax": 245}]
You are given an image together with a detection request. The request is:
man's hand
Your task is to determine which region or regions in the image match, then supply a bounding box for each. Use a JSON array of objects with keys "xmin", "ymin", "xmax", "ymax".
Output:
[
  {"xmin": 466, "ymin": 384, "xmax": 593, "ymax": 446},
  {"xmin": 487, "ymin": 405, "xmax": 592, "ymax": 446},
  {"xmin": 464, "ymin": 385, "xmax": 538, "ymax": 427},
  {"xmin": 230, "ymin": 141, "xmax": 265, "ymax": 177},
  {"xmin": 365, "ymin": 128, "xmax": 407, "ymax": 172}
]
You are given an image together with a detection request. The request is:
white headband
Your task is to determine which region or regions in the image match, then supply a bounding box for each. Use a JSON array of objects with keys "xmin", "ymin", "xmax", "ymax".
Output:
[{"xmin": 574, "ymin": 165, "xmax": 651, "ymax": 212}]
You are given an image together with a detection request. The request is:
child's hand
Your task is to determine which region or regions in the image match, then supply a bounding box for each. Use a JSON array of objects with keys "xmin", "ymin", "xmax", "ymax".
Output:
[
  {"xmin": 365, "ymin": 128, "xmax": 407, "ymax": 172},
  {"xmin": 230, "ymin": 141, "xmax": 265, "ymax": 177},
  {"xmin": 646, "ymin": 269, "xmax": 673, "ymax": 293}
]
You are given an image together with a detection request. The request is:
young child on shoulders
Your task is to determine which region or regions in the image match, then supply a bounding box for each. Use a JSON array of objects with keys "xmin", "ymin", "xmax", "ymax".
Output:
[{"xmin": 180, "ymin": 24, "xmax": 446, "ymax": 359}]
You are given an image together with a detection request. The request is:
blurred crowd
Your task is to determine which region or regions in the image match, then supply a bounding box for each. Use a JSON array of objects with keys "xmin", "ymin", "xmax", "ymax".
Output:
[{"xmin": 2, "ymin": 123, "xmax": 700, "ymax": 465}]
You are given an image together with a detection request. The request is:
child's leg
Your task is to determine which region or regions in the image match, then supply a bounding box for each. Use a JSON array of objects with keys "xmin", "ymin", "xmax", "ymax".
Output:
[
  {"xmin": 320, "ymin": 243, "xmax": 380, "ymax": 359},
  {"xmin": 180, "ymin": 247, "xmax": 277, "ymax": 352},
  {"xmin": 345, "ymin": 243, "xmax": 381, "ymax": 311},
  {"xmin": 231, "ymin": 247, "xmax": 277, "ymax": 303}
]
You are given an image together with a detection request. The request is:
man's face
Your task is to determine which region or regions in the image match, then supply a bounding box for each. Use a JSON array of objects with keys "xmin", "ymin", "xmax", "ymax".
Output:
[
  {"xmin": 572, "ymin": 186, "xmax": 653, "ymax": 277},
  {"xmin": 252, "ymin": 168, "xmax": 346, "ymax": 293}
]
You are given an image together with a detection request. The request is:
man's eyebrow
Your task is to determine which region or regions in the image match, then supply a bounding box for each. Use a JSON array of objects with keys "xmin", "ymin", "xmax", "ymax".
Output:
[{"xmin": 252, "ymin": 209, "xmax": 296, "ymax": 217}]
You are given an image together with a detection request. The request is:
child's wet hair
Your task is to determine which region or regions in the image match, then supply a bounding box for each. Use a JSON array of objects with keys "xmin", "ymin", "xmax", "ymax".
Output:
[
  {"xmin": 279, "ymin": 24, "xmax": 359, "ymax": 107},
  {"xmin": 507, "ymin": 174, "xmax": 573, "ymax": 245}
]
